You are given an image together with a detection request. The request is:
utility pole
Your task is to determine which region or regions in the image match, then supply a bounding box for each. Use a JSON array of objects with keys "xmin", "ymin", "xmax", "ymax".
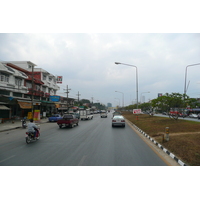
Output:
[
  {"xmin": 31, "ymin": 65, "xmax": 34, "ymax": 119},
  {"xmin": 76, "ymin": 91, "xmax": 81, "ymax": 104},
  {"xmin": 64, "ymin": 85, "xmax": 71, "ymax": 107}
]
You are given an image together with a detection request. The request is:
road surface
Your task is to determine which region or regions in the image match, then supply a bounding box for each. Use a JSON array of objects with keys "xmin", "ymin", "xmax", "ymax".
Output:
[{"xmin": 0, "ymin": 113, "xmax": 168, "ymax": 166}]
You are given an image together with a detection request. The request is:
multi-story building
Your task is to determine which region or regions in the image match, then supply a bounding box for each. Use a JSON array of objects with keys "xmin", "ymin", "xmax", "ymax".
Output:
[
  {"xmin": 0, "ymin": 61, "xmax": 75, "ymax": 122},
  {"xmin": 107, "ymin": 103, "xmax": 112, "ymax": 107}
]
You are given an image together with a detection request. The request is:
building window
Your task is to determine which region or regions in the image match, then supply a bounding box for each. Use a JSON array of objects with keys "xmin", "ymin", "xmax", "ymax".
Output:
[
  {"xmin": 42, "ymin": 86, "xmax": 46, "ymax": 92},
  {"xmin": 36, "ymin": 85, "xmax": 40, "ymax": 90},
  {"xmin": 15, "ymin": 78, "xmax": 22, "ymax": 86},
  {"xmin": 43, "ymin": 74, "xmax": 47, "ymax": 80},
  {"xmin": 0, "ymin": 90, "xmax": 10, "ymax": 95},
  {"xmin": 26, "ymin": 82, "xmax": 32, "ymax": 88},
  {"xmin": 49, "ymin": 77, "xmax": 52, "ymax": 82},
  {"xmin": 13, "ymin": 92, "xmax": 22, "ymax": 97},
  {"xmin": 0, "ymin": 73, "xmax": 9, "ymax": 82}
]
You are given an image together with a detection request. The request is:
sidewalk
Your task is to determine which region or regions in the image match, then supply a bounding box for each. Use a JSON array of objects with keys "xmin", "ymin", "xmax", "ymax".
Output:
[{"xmin": 0, "ymin": 118, "xmax": 49, "ymax": 132}]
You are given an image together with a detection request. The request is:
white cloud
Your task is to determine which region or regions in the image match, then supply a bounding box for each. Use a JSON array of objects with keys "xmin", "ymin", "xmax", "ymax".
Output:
[{"xmin": 1, "ymin": 33, "xmax": 200, "ymax": 106}]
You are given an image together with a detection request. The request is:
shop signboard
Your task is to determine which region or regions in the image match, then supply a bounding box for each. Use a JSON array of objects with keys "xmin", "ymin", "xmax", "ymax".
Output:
[
  {"xmin": 50, "ymin": 96, "xmax": 60, "ymax": 102},
  {"xmin": 57, "ymin": 76, "xmax": 62, "ymax": 84}
]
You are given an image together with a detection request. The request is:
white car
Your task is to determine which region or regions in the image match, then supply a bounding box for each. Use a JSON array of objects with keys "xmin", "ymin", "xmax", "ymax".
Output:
[
  {"xmin": 112, "ymin": 115, "xmax": 125, "ymax": 127},
  {"xmin": 189, "ymin": 113, "xmax": 198, "ymax": 118}
]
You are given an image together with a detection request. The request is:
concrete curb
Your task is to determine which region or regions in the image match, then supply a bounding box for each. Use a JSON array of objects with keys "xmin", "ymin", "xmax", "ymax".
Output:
[
  {"xmin": 127, "ymin": 120, "xmax": 187, "ymax": 166},
  {"xmin": 0, "ymin": 126, "xmax": 21, "ymax": 132},
  {"xmin": 0, "ymin": 120, "xmax": 48, "ymax": 133}
]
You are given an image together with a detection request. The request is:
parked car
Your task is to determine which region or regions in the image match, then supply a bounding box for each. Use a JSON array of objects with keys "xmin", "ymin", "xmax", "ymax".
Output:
[
  {"xmin": 112, "ymin": 115, "xmax": 125, "ymax": 127},
  {"xmin": 48, "ymin": 114, "xmax": 62, "ymax": 122},
  {"xmin": 189, "ymin": 113, "xmax": 198, "ymax": 118}
]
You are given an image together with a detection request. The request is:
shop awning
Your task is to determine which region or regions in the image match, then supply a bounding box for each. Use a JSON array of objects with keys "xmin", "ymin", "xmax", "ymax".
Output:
[
  {"xmin": 18, "ymin": 100, "xmax": 32, "ymax": 109},
  {"xmin": 55, "ymin": 104, "xmax": 60, "ymax": 108},
  {"xmin": 0, "ymin": 105, "xmax": 11, "ymax": 110},
  {"xmin": 40, "ymin": 100, "xmax": 55, "ymax": 104},
  {"xmin": 58, "ymin": 107, "xmax": 68, "ymax": 110}
]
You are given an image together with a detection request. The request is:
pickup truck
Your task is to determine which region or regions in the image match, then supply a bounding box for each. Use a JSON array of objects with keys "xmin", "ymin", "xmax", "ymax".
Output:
[{"xmin": 57, "ymin": 114, "xmax": 79, "ymax": 128}]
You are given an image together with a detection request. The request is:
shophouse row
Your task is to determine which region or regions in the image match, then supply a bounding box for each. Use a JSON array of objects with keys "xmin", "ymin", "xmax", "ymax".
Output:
[{"xmin": 0, "ymin": 61, "xmax": 75, "ymax": 122}]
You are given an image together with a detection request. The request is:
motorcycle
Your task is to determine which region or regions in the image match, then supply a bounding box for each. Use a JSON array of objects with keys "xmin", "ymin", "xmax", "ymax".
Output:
[
  {"xmin": 21, "ymin": 118, "xmax": 27, "ymax": 128},
  {"xmin": 25, "ymin": 126, "xmax": 40, "ymax": 144}
]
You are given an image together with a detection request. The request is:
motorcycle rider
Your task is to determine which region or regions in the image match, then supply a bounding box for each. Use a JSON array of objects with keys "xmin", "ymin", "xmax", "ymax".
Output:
[{"xmin": 27, "ymin": 119, "xmax": 38, "ymax": 139}]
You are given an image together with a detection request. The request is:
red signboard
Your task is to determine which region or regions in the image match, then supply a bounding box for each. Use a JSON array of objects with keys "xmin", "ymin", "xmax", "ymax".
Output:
[{"xmin": 57, "ymin": 76, "xmax": 62, "ymax": 84}]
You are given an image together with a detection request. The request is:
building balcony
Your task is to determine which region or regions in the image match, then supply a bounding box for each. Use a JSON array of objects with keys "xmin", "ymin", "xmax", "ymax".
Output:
[
  {"xmin": 40, "ymin": 91, "xmax": 44, "ymax": 97},
  {"xmin": 45, "ymin": 93, "xmax": 50, "ymax": 97},
  {"xmin": 27, "ymin": 88, "xmax": 45, "ymax": 97}
]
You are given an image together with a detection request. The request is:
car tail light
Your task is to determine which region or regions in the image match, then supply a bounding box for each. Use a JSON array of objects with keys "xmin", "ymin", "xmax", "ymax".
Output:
[
  {"xmin": 112, "ymin": 120, "xmax": 116, "ymax": 122},
  {"xmin": 121, "ymin": 120, "xmax": 125, "ymax": 122}
]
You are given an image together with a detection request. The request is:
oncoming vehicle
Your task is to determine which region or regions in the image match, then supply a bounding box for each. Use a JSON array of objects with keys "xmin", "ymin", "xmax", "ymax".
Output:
[
  {"xmin": 112, "ymin": 115, "xmax": 125, "ymax": 127},
  {"xmin": 189, "ymin": 113, "xmax": 198, "ymax": 118},
  {"xmin": 186, "ymin": 108, "xmax": 200, "ymax": 118},
  {"xmin": 169, "ymin": 108, "xmax": 188, "ymax": 117}
]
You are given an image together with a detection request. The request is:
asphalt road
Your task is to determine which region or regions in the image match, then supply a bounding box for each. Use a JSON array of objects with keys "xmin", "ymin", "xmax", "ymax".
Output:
[{"xmin": 0, "ymin": 113, "xmax": 167, "ymax": 166}]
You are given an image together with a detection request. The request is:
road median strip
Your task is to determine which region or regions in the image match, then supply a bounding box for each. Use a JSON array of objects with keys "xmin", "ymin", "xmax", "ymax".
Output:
[{"xmin": 125, "ymin": 118, "xmax": 187, "ymax": 166}]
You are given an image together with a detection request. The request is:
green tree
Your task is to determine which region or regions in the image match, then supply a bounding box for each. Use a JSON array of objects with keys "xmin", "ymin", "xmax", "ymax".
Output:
[
  {"xmin": 138, "ymin": 102, "xmax": 151, "ymax": 111},
  {"xmin": 151, "ymin": 92, "xmax": 191, "ymax": 119}
]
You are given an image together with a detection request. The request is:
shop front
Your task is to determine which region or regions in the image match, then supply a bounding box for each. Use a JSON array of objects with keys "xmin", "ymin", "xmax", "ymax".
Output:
[{"xmin": 0, "ymin": 105, "xmax": 11, "ymax": 123}]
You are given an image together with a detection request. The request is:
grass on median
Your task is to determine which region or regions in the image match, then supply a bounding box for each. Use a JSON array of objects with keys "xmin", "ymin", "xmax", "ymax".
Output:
[{"xmin": 122, "ymin": 111, "xmax": 200, "ymax": 166}]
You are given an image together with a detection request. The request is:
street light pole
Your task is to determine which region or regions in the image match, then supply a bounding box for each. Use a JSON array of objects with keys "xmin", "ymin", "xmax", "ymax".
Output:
[
  {"xmin": 184, "ymin": 63, "xmax": 200, "ymax": 98},
  {"xmin": 115, "ymin": 62, "xmax": 138, "ymax": 108},
  {"xmin": 115, "ymin": 91, "xmax": 124, "ymax": 108}
]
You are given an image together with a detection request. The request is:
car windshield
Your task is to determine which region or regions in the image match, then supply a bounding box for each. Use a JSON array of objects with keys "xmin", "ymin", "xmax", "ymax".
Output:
[{"xmin": 63, "ymin": 115, "xmax": 73, "ymax": 119}]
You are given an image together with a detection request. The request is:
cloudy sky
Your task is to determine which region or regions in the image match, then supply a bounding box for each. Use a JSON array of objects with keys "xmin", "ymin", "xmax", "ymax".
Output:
[
  {"xmin": 1, "ymin": 1, "xmax": 200, "ymax": 107},
  {"xmin": 1, "ymin": 33, "xmax": 200, "ymax": 106}
]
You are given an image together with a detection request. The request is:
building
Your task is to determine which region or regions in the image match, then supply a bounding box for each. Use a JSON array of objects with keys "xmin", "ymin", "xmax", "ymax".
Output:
[
  {"xmin": 0, "ymin": 61, "xmax": 75, "ymax": 122},
  {"xmin": 107, "ymin": 103, "xmax": 112, "ymax": 107}
]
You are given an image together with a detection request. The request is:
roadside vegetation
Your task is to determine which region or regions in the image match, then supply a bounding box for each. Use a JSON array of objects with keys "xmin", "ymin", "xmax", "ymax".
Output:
[
  {"xmin": 122, "ymin": 111, "xmax": 200, "ymax": 166},
  {"xmin": 124, "ymin": 92, "xmax": 200, "ymax": 119}
]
